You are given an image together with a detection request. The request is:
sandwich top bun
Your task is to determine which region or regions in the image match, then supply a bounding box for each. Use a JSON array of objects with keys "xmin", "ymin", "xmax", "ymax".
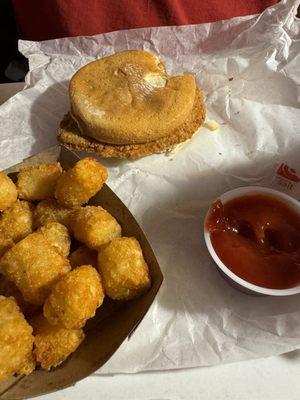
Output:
[{"xmin": 69, "ymin": 50, "xmax": 197, "ymax": 145}]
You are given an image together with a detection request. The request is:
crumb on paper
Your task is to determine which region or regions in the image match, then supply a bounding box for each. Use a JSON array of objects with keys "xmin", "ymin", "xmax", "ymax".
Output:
[{"xmin": 204, "ymin": 120, "xmax": 220, "ymax": 132}]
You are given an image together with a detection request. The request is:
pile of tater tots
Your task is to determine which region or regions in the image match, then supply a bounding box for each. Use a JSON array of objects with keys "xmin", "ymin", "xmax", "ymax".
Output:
[{"xmin": 0, "ymin": 157, "xmax": 151, "ymax": 381}]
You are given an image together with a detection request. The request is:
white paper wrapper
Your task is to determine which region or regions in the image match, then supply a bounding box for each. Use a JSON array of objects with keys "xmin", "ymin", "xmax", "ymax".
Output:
[{"xmin": 1, "ymin": 0, "xmax": 300, "ymax": 373}]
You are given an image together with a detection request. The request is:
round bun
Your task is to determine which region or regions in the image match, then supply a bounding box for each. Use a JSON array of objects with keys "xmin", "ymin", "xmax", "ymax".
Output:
[{"xmin": 69, "ymin": 50, "xmax": 197, "ymax": 145}]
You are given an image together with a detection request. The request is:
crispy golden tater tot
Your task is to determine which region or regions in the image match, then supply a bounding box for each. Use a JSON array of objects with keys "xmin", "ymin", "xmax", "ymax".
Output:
[
  {"xmin": 0, "ymin": 275, "xmax": 40, "ymax": 317},
  {"xmin": 0, "ymin": 296, "xmax": 35, "ymax": 382},
  {"xmin": 71, "ymin": 206, "xmax": 121, "ymax": 250},
  {"xmin": 69, "ymin": 245, "xmax": 98, "ymax": 269},
  {"xmin": 0, "ymin": 235, "xmax": 14, "ymax": 259},
  {"xmin": 39, "ymin": 222, "xmax": 71, "ymax": 257},
  {"xmin": 98, "ymin": 237, "xmax": 151, "ymax": 300},
  {"xmin": 55, "ymin": 158, "xmax": 107, "ymax": 208},
  {"xmin": 33, "ymin": 199, "xmax": 75, "ymax": 229},
  {"xmin": 0, "ymin": 200, "xmax": 34, "ymax": 243},
  {"xmin": 0, "ymin": 172, "xmax": 17, "ymax": 211},
  {"xmin": 31, "ymin": 314, "xmax": 85, "ymax": 370},
  {"xmin": 17, "ymin": 162, "xmax": 63, "ymax": 201},
  {"xmin": 44, "ymin": 265, "xmax": 104, "ymax": 329},
  {"xmin": 0, "ymin": 232, "xmax": 71, "ymax": 305}
]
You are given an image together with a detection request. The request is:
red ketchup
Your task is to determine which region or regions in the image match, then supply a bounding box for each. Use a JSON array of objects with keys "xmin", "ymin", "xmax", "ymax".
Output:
[{"xmin": 206, "ymin": 194, "xmax": 300, "ymax": 289}]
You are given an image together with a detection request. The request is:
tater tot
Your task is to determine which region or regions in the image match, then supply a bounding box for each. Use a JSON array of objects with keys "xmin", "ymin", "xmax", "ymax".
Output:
[
  {"xmin": 55, "ymin": 158, "xmax": 108, "ymax": 208},
  {"xmin": 44, "ymin": 265, "xmax": 104, "ymax": 329},
  {"xmin": 0, "ymin": 200, "xmax": 34, "ymax": 243},
  {"xmin": 31, "ymin": 314, "xmax": 85, "ymax": 370},
  {"xmin": 0, "ymin": 232, "xmax": 71, "ymax": 305},
  {"xmin": 0, "ymin": 172, "xmax": 17, "ymax": 211},
  {"xmin": 39, "ymin": 222, "xmax": 71, "ymax": 257},
  {"xmin": 97, "ymin": 237, "xmax": 151, "ymax": 300},
  {"xmin": 33, "ymin": 199, "xmax": 75, "ymax": 229},
  {"xmin": 69, "ymin": 245, "xmax": 98, "ymax": 269},
  {"xmin": 0, "ymin": 296, "xmax": 35, "ymax": 382},
  {"xmin": 0, "ymin": 275, "xmax": 40, "ymax": 317},
  {"xmin": 71, "ymin": 206, "xmax": 121, "ymax": 250},
  {"xmin": 17, "ymin": 162, "xmax": 63, "ymax": 201},
  {"xmin": 0, "ymin": 235, "xmax": 14, "ymax": 260}
]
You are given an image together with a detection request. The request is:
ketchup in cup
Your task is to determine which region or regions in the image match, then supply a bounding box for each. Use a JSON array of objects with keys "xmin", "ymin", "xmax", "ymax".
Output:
[{"xmin": 206, "ymin": 193, "xmax": 300, "ymax": 289}]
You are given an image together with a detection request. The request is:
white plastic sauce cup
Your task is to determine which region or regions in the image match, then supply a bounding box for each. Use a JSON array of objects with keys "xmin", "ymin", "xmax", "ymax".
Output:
[{"xmin": 204, "ymin": 186, "xmax": 300, "ymax": 296}]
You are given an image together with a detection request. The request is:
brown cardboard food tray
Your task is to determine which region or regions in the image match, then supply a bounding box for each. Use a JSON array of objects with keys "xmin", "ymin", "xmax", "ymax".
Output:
[{"xmin": 0, "ymin": 146, "xmax": 163, "ymax": 400}]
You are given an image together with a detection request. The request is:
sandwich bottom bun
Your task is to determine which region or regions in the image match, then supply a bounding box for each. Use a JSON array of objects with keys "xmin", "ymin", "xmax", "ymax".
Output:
[{"xmin": 57, "ymin": 88, "xmax": 205, "ymax": 159}]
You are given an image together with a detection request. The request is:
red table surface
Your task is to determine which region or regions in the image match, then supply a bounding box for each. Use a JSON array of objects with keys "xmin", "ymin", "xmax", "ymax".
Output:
[{"xmin": 12, "ymin": 0, "xmax": 277, "ymax": 41}]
